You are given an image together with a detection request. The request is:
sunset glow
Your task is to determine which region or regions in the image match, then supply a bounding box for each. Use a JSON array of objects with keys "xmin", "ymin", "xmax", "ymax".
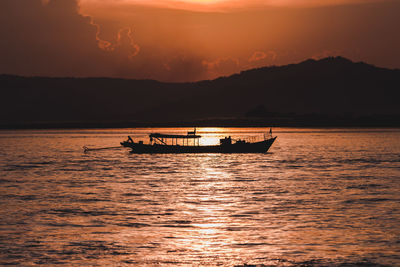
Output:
[
  {"xmin": 1, "ymin": 0, "xmax": 399, "ymax": 82},
  {"xmin": 81, "ymin": 0, "xmax": 392, "ymax": 11}
]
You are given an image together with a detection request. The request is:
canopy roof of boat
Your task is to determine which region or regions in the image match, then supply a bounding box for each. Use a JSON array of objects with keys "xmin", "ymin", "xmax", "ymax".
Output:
[{"xmin": 149, "ymin": 133, "xmax": 201, "ymax": 139}]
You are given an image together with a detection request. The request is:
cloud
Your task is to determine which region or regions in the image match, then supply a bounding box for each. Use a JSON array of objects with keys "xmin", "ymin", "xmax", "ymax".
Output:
[
  {"xmin": 96, "ymin": 26, "xmax": 140, "ymax": 58},
  {"xmin": 203, "ymin": 57, "xmax": 240, "ymax": 78},
  {"xmin": 0, "ymin": 0, "xmax": 139, "ymax": 77},
  {"xmin": 161, "ymin": 54, "xmax": 208, "ymax": 82},
  {"xmin": 248, "ymin": 51, "xmax": 277, "ymax": 63},
  {"xmin": 0, "ymin": 0, "xmax": 207, "ymax": 81},
  {"xmin": 114, "ymin": 28, "xmax": 141, "ymax": 58}
]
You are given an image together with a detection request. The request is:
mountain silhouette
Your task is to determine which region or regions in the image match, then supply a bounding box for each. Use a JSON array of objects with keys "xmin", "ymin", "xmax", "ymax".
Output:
[{"xmin": 1, "ymin": 57, "xmax": 399, "ymax": 128}]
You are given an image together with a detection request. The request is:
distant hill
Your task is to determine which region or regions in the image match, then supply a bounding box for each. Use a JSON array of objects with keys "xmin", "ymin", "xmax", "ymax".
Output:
[{"xmin": 1, "ymin": 57, "xmax": 399, "ymax": 128}]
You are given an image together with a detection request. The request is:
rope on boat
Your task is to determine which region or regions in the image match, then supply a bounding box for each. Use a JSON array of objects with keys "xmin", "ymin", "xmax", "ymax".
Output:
[{"xmin": 83, "ymin": 146, "xmax": 124, "ymax": 153}]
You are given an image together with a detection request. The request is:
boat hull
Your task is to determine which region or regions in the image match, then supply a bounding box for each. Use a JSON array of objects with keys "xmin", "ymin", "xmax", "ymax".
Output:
[{"xmin": 122, "ymin": 137, "xmax": 277, "ymax": 154}]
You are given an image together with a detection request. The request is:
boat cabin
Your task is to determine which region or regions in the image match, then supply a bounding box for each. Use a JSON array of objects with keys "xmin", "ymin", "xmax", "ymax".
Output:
[{"xmin": 149, "ymin": 132, "xmax": 202, "ymax": 146}]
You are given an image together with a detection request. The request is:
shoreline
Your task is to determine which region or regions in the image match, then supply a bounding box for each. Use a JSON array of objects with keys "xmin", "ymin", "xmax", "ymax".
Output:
[{"xmin": 1, "ymin": 118, "xmax": 400, "ymax": 130}]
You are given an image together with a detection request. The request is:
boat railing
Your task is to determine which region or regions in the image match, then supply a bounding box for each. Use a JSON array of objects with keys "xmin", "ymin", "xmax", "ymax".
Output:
[
  {"xmin": 150, "ymin": 133, "xmax": 201, "ymax": 146},
  {"xmin": 125, "ymin": 129, "xmax": 274, "ymax": 147},
  {"xmin": 231, "ymin": 135, "xmax": 266, "ymax": 143}
]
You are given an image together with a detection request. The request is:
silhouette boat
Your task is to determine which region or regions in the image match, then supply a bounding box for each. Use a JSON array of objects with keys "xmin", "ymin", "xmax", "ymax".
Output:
[{"xmin": 121, "ymin": 129, "xmax": 277, "ymax": 154}]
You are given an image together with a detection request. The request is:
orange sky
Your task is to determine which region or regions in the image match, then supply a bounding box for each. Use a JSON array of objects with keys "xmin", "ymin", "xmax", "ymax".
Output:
[
  {"xmin": 0, "ymin": 0, "xmax": 399, "ymax": 81},
  {"xmin": 81, "ymin": 0, "xmax": 392, "ymax": 10}
]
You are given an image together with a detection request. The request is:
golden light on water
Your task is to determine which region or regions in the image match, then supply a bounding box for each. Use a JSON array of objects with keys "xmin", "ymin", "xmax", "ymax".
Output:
[
  {"xmin": 199, "ymin": 137, "xmax": 219, "ymax": 146},
  {"xmin": 178, "ymin": 0, "xmax": 224, "ymax": 3},
  {"xmin": 197, "ymin": 127, "xmax": 225, "ymax": 133},
  {"xmin": 2, "ymin": 128, "xmax": 400, "ymax": 265},
  {"xmin": 196, "ymin": 128, "xmax": 224, "ymax": 146},
  {"xmin": 172, "ymin": 159, "xmax": 240, "ymax": 262}
]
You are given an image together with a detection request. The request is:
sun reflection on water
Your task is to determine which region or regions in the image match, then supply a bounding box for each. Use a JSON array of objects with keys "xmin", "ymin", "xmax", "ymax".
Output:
[
  {"xmin": 166, "ymin": 154, "xmax": 242, "ymax": 262},
  {"xmin": 1, "ymin": 128, "xmax": 400, "ymax": 265}
]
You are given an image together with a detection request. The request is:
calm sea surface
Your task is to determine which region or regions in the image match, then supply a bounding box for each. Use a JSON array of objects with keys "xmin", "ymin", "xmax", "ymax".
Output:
[{"xmin": 0, "ymin": 128, "xmax": 399, "ymax": 266}]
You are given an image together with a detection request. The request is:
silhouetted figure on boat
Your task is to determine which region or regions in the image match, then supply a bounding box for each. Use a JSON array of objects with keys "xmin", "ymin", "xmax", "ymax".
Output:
[{"xmin": 220, "ymin": 136, "xmax": 232, "ymax": 146}]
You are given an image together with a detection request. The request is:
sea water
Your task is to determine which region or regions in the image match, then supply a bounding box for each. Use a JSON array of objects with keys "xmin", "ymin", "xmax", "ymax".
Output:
[{"xmin": 0, "ymin": 128, "xmax": 399, "ymax": 266}]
